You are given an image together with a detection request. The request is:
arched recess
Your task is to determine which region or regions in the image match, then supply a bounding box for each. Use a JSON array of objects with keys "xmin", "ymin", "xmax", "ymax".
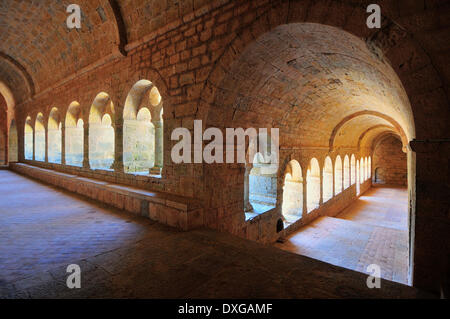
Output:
[
  {"xmin": 343, "ymin": 155, "xmax": 350, "ymax": 189},
  {"xmin": 48, "ymin": 107, "xmax": 62, "ymax": 164},
  {"xmin": 34, "ymin": 113, "xmax": 45, "ymax": 162},
  {"xmin": 89, "ymin": 92, "xmax": 115, "ymax": 170},
  {"xmin": 350, "ymin": 154, "xmax": 356, "ymax": 185},
  {"xmin": 8, "ymin": 119, "xmax": 18, "ymax": 162},
  {"xmin": 65, "ymin": 102, "xmax": 83, "ymax": 167},
  {"xmin": 323, "ymin": 156, "xmax": 333, "ymax": 202},
  {"xmin": 123, "ymin": 80, "xmax": 163, "ymax": 174},
  {"xmin": 334, "ymin": 155, "xmax": 343, "ymax": 195},
  {"xmin": 282, "ymin": 160, "xmax": 303, "ymax": 224},
  {"xmin": 307, "ymin": 158, "xmax": 320, "ymax": 213},
  {"xmin": 24, "ymin": 116, "xmax": 33, "ymax": 160}
]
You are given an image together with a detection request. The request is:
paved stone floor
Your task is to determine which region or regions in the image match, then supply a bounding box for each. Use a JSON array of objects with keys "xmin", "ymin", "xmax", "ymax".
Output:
[
  {"xmin": 275, "ymin": 187, "xmax": 410, "ymax": 285},
  {"xmin": 0, "ymin": 170, "xmax": 431, "ymax": 298}
]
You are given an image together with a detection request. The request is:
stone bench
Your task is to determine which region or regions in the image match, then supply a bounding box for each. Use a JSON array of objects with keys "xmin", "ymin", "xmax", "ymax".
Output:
[{"xmin": 9, "ymin": 163, "xmax": 203, "ymax": 231}]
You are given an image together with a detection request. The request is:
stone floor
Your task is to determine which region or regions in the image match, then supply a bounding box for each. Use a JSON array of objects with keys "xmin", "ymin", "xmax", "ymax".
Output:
[
  {"xmin": 0, "ymin": 170, "xmax": 431, "ymax": 298},
  {"xmin": 275, "ymin": 187, "xmax": 410, "ymax": 285}
]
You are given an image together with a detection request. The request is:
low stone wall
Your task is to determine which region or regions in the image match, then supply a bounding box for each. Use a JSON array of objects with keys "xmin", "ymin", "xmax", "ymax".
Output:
[
  {"xmin": 22, "ymin": 159, "xmax": 166, "ymax": 193},
  {"xmin": 10, "ymin": 163, "xmax": 203, "ymax": 231},
  {"xmin": 281, "ymin": 180, "xmax": 372, "ymax": 238}
]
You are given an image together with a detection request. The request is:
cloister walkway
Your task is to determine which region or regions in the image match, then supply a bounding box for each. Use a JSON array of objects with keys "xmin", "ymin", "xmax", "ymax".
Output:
[
  {"xmin": 0, "ymin": 170, "xmax": 425, "ymax": 298},
  {"xmin": 275, "ymin": 187, "xmax": 409, "ymax": 285}
]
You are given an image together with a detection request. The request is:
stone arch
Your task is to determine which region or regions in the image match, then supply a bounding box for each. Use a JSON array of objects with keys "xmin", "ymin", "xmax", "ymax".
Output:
[
  {"xmin": 123, "ymin": 79, "xmax": 163, "ymax": 174},
  {"xmin": 65, "ymin": 101, "xmax": 83, "ymax": 167},
  {"xmin": 24, "ymin": 116, "xmax": 33, "ymax": 160},
  {"xmin": 48, "ymin": 107, "xmax": 62, "ymax": 164},
  {"xmin": 89, "ymin": 92, "xmax": 115, "ymax": 170},
  {"xmin": 34, "ymin": 113, "xmax": 45, "ymax": 162},
  {"xmin": 195, "ymin": 2, "xmax": 429, "ymax": 283},
  {"xmin": 329, "ymin": 111, "xmax": 409, "ymax": 152}
]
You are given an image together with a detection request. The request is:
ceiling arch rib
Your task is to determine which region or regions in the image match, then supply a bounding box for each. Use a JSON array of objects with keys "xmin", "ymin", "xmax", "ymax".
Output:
[
  {"xmin": 0, "ymin": 52, "xmax": 36, "ymax": 98},
  {"xmin": 329, "ymin": 111, "xmax": 407, "ymax": 152},
  {"xmin": 357, "ymin": 125, "xmax": 398, "ymax": 151}
]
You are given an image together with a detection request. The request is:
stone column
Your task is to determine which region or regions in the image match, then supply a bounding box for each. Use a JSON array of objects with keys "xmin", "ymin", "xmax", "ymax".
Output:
[
  {"xmin": 150, "ymin": 119, "xmax": 163, "ymax": 175},
  {"xmin": 302, "ymin": 171, "xmax": 307, "ymax": 218},
  {"xmin": 243, "ymin": 166, "xmax": 253, "ymax": 212},
  {"xmin": 319, "ymin": 168, "xmax": 323, "ymax": 205},
  {"xmin": 82, "ymin": 123, "xmax": 90, "ymax": 169},
  {"xmin": 61, "ymin": 122, "xmax": 66, "ymax": 165},
  {"xmin": 44, "ymin": 127, "xmax": 48, "ymax": 163},
  {"xmin": 112, "ymin": 122, "xmax": 124, "ymax": 172},
  {"xmin": 32, "ymin": 128, "xmax": 36, "ymax": 161}
]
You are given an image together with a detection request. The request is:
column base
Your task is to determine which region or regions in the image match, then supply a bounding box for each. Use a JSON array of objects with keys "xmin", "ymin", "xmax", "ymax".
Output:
[{"xmin": 149, "ymin": 166, "xmax": 162, "ymax": 175}]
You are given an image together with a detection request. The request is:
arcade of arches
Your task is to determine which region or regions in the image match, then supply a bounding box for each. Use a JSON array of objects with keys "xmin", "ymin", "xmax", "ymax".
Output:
[{"xmin": 0, "ymin": 0, "xmax": 449, "ymax": 298}]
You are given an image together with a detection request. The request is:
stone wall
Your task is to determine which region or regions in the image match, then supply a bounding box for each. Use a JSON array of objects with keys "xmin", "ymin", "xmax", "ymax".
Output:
[{"xmin": 373, "ymin": 136, "xmax": 407, "ymax": 186}]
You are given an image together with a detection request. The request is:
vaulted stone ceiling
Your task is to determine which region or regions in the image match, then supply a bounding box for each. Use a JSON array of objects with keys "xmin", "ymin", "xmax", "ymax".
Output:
[
  {"xmin": 0, "ymin": 0, "xmax": 120, "ymax": 102},
  {"xmin": 209, "ymin": 23, "xmax": 414, "ymax": 150},
  {"xmin": 0, "ymin": 0, "xmax": 209, "ymax": 104}
]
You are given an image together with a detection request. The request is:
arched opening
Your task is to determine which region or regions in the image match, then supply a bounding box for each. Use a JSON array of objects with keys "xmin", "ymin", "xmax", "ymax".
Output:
[
  {"xmin": 334, "ymin": 155, "xmax": 343, "ymax": 195},
  {"xmin": 350, "ymin": 154, "xmax": 356, "ymax": 185},
  {"xmin": 65, "ymin": 102, "xmax": 83, "ymax": 167},
  {"xmin": 323, "ymin": 156, "xmax": 333, "ymax": 202},
  {"xmin": 48, "ymin": 108, "xmax": 62, "ymax": 164},
  {"xmin": 306, "ymin": 158, "xmax": 320, "ymax": 213},
  {"xmin": 247, "ymin": 152, "xmax": 277, "ymax": 215},
  {"xmin": 89, "ymin": 93, "xmax": 115, "ymax": 170},
  {"xmin": 343, "ymin": 155, "xmax": 350, "ymax": 189},
  {"xmin": 282, "ymin": 160, "xmax": 303, "ymax": 225},
  {"xmin": 34, "ymin": 113, "xmax": 45, "ymax": 162},
  {"xmin": 368, "ymin": 156, "xmax": 372, "ymax": 179},
  {"xmin": 123, "ymin": 80, "xmax": 163, "ymax": 174},
  {"xmin": 8, "ymin": 119, "xmax": 18, "ymax": 162}
]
